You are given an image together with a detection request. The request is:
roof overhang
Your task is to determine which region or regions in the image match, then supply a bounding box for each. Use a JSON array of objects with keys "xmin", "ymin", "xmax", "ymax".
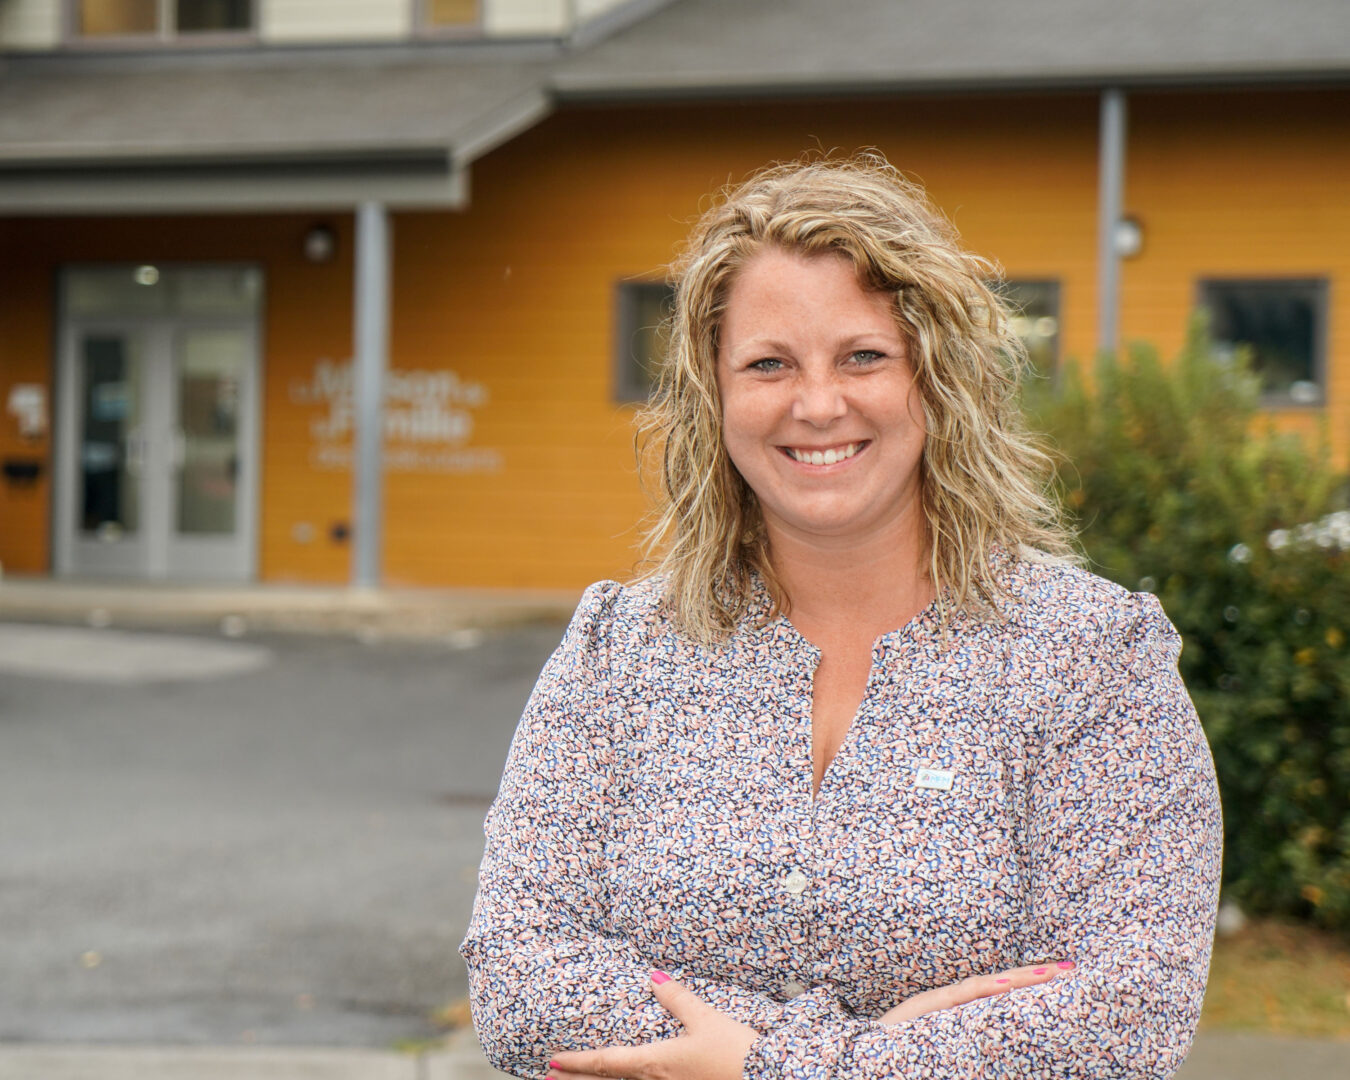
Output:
[
  {"xmin": 551, "ymin": 0, "xmax": 1350, "ymax": 103},
  {"xmin": 0, "ymin": 148, "xmax": 470, "ymax": 214},
  {"xmin": 0, "ymin": 46, "xmax": 553, "ymax": 215}
]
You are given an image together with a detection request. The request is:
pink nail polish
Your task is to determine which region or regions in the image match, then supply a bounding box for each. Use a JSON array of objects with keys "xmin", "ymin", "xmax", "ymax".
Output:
[
  {"xmin": 1057, "ymin": 961, "xmax": 1075, "ymax": 970},
  {"xmin": 651, "ymin": 970, "xmax": 671, "ymax": 985},
  {"xmin": 1033, "ymin": 967, "xmax": 1047, "ymax": 974},
  {"xmin": 549, "ymin": 1064, "xmax": 561, "ymax": 1071},
  {"xmin": 996, "ymin": 978, "xmax": 1010, "ymax": 984}
]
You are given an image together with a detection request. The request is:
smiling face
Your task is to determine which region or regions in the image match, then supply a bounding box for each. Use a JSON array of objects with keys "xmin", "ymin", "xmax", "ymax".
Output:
[{"xmin": 715, "ymin": 246, "xmax": 927, "ymax": 551}]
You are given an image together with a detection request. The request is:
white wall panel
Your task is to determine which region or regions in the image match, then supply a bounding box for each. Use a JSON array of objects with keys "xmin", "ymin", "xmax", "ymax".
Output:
[
  {"xmin": 484, "ymin": 0, "xmax": 567, "ymax": 36},
  {"xmin": 262, "ymin": 0, "xmax": 410, "ymax": 42},
  {"xmin": 0, "ymin": 0, "xmax": 62, "ymax": 48},
  {"xmin": 575, "ymin": 0, "xmax": 628, "ymax": 18}
]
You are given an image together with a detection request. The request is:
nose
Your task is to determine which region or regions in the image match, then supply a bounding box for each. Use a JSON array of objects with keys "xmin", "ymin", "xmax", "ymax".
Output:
[{"xmin": 790, "ymin": 368, "xmax": 848, "ymax": 427}]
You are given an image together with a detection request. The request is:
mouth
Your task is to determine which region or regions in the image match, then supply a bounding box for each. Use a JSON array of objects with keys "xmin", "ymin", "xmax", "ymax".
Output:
[{"xmin": 779, "ymin": 441, "xmax": 869, "ymax": 467}]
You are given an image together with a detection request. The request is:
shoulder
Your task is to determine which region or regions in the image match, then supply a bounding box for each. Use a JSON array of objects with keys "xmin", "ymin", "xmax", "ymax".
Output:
[
  {"xmin": 559, "ymin": 577, "xmax": 674, "ymax": 665},
  {"xmin": 995, "ymin": 552, "xmax": 1178, "ymax": 659}
]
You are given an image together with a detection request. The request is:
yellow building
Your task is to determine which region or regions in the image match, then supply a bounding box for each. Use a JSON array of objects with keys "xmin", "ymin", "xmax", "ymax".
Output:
[{"xmin": 2, "ymin": 0, "xmax": 1348, "ymax": 589}]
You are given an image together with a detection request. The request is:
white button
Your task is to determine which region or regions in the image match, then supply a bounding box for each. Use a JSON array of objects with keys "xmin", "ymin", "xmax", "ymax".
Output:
[
  {"xmin": 783, "ymin": 869, "xmax": 808, "ymax": 895},
  {"xmin": 782, "ymin": 980, "xmax": 808, "ymax": 999}
]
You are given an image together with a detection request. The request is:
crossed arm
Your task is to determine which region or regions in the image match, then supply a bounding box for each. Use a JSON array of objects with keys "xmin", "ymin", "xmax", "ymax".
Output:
[{"xmin": 460, "ymin": 587, "xmax": 1223, "ymax": 1080}]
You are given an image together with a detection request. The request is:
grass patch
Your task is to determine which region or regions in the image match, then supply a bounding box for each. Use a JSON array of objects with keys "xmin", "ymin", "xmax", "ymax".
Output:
[{"xmin": 1201, "ymin": 918, "xmax": 1350, "ymax": 1038}]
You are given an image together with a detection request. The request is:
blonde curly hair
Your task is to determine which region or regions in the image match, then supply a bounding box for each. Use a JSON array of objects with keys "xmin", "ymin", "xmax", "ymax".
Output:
[{"xmin": 636, "ymin": 153, "xmax": 1076, "ymax": 642}]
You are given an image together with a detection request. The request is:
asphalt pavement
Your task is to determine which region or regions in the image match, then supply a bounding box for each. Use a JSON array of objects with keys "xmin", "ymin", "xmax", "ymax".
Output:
[{"xmin": 0, "ymin": 579, "xmax": 1345, "ymax": 1079}]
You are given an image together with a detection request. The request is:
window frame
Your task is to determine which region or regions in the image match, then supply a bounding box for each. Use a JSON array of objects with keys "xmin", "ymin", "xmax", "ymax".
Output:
[
  {"xmin": 995, "ymin": 277, "xmax": 1062, "ymax": 379},
  {"xmin": 63, "ymin": 0, "xmax": 257, "ymax": 47},
  {"xmin": 1196, "ymin": 276, "xmax": 1329, "ymax": 408},
  {"xmin": 613, "ymin": 278, "xmax": 675, "ymax": 405},
  {"xmin": 413, "ymin": 0, "xmax": 485, "ymax": 39}
]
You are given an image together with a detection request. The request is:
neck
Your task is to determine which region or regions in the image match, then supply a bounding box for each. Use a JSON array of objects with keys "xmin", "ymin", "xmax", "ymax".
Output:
[{"xmin": 765, "ymin": 507, "xmax": 934, "ymax": 639}]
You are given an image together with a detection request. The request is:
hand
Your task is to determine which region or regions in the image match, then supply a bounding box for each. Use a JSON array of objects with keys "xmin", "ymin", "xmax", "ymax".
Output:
[
  {"xmin": 548, "ymin": 970, "xmax": 758, "ymax": 1080},
  {"xmin": 877, "ymin": 960, "xmax": 1075, "ymax": 1024}
]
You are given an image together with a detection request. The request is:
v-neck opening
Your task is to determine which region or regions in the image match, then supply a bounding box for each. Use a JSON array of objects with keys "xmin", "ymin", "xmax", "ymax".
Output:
[{"xmin": 802, "ymin": 595, "xmax": 944, "ymax": 804}]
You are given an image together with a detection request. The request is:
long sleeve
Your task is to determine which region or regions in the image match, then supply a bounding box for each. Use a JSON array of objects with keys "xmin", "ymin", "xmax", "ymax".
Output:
[
  {"xmin": 460, "ymin": 583, "xmax": 792, "ymax": 1078},
  {"xmin": 742, "ymin": 593, "xmax": 1223, "ymax": 1080}
]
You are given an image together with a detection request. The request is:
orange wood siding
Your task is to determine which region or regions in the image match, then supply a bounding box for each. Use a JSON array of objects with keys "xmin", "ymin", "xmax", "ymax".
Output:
[
  {"xmin": 1125, "ymin": 88, "xmax": 1350, "ymax": 463},
  {"xmin": 0, "ymin": 245, "xmax": 54, "ymax": 573}
]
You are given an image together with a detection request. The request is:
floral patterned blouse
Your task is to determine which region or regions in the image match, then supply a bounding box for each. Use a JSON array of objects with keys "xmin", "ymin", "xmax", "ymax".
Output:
[{"xmin": 460, "ymin": 555, "xmax": 1223, "ymax": 1080}]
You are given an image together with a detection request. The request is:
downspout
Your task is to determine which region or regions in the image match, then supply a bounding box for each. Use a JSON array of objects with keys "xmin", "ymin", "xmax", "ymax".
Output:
[
  {"xmin": 1097, "ymin": 88, "xmax": 1127, "ymax": 354},
  {"xmin": 352, "ymin": 200, "xmax": 390, "ymax": 590}
]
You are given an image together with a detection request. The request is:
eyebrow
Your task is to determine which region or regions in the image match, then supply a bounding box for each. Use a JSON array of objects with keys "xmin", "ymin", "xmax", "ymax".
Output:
[{"xmin": 728, "ymin": 331, "xmax": 903, "ymax": 357}]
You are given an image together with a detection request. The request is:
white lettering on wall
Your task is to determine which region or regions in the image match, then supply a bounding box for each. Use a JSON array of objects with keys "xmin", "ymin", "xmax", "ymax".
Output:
[{"xmin": 289, "ymin": 359, "xmax": 502, "ymax": 474}]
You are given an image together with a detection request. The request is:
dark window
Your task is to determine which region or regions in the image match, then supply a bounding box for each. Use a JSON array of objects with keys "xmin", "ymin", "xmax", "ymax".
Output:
[
  {"xmin": 177, "ymin": 0, "xmax": 250, "ymax": 32},
  {"xmin": 615, "ymin": 281, "xmax": 675, "ymax": 403},
  {"xmin": 74, "ymin": 0, "xmax": 250, "ymax": 38},
  {"xmin": 998, "ymin": 280, "xmax": 1061, "ymax": 377},
  {"xmin": 1200, "ymin": 279, "xmax": 1326, "ymax": 405}
]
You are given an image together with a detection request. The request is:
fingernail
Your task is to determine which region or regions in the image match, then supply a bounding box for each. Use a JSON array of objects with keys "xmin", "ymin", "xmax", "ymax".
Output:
[
  {"xmin": 1033, "ymin": 967, "xmax": 1046, "ymax": 974},
  {"xmin": 549, "ymin": 1064, "xmax": 561, "ymax": 1071},
  {"xmin": 996, "ymin": 978, "xmax": 1010, "ymax": 984},
  {"xmin": 651, "ymin": 970, "xmax": 671, "ymax": 984},
  {"xmin": 1057, "ymin": 961, "xmax": 1075, "ymax": 970}
]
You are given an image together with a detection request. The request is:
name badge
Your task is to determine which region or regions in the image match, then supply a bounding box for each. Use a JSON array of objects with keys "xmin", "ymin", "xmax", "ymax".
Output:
[{"xmin": 915, "ymin": 767, "xmax": 955, "ymax": 791}]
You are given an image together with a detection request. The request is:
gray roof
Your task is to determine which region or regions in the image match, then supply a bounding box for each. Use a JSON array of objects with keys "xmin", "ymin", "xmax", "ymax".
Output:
[
  {"xmin": 0, "ymin": 46, "xmax": 555, "ymax": 211},
  {"xmin": 553, "ymin": 0, "xmax": 1350, "ymax": 98},
  {"xmin": 2, "ymin": 0, "xmax": 1348, "ymax": 212}
]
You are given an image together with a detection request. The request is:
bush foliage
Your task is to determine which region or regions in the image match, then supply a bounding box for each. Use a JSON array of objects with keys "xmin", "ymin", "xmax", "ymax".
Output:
[{"xmin": 1024, "ymin": 326, "xmax": 1350, "ymax": 933}]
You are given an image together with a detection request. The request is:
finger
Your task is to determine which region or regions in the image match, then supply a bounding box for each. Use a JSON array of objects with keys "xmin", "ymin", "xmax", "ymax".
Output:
[
  {"xmin": 879, "ymin": 960, "xmax": 1074, "ymax": 1023},
  {"xmin": 550, "ymin": 1043, "xmax": 654, "ymax": 1080},
  {"xmin": 961, "ymin": 961, "xmax": 1074, "ymax": 1004},
  {"xmin": 952, "ymin": 960, "xmax": 1075, "ymax": 1005},
  {"xmin": 998, "ymin": 960, "xmax": 1076, "ymax": 989},
  {"xmin": 648, "ymin": 969, "xmax": 716, "ymax": 1029},
  {"xmin": 548, "ymin": 1070, "xmax": 610, "ymax": 1080}
]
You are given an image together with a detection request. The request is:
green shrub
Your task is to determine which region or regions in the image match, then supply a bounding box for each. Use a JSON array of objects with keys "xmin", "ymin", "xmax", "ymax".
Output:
[{"xmin": 1024, "ymin": 325, "xmax": 1350, "ymax": 933}]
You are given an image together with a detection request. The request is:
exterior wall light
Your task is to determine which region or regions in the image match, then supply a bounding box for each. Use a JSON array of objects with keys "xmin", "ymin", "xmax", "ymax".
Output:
[
  {"xmin": 303, "ymin": 225, "xmax": 337, "ymax": 264},
  {"xmin": 1114, "ymin": 216, "xmax": 1144, "ymax": 259}
]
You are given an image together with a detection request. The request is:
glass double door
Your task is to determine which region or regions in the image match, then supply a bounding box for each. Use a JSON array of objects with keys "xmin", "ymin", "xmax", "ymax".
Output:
[{"xmin": 56, "ymin": 319, "xmax": 259, "ymax": 581}]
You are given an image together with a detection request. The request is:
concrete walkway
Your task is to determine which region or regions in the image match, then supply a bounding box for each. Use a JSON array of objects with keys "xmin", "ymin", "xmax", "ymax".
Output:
[
  {"xmin": 0, "ymin": 575, "xmax": 582, "ymax": 640},
  {"xmin": 1, "ymin": 1029, "xmax": 1346, "ymax": 1080},
  {"xmin": 0, "ymin": 1029, "xmax": 509, "ymax": 1079}
]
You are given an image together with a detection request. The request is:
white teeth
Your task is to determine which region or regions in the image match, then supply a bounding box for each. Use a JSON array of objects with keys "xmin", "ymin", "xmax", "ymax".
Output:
[{"xmin": 789, "ymin": 443, "xmax": 861, "ymax": 465}]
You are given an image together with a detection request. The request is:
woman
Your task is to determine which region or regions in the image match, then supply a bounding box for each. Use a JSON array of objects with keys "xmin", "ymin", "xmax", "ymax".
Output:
[{"xmin": 460, "ymin": 155, "xmax": 1222, "ymax": 1080}]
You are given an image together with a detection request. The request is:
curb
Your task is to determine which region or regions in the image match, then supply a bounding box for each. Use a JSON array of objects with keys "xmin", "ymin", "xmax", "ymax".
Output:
[
  {"xmin": 0, "ymin": 578, "xmax": 581, "ymax": 641},
  {"xmin": 0, "ymin": 1033, "xmax": 515, "ymax": 1080},
  {"xmin": 2, "ymin": 1031, "xmax": 1346, "ymax": 1080},
  {"xmin": 1175, "ymin": 1029, "xmax": 1350, "ymax": 1078}
]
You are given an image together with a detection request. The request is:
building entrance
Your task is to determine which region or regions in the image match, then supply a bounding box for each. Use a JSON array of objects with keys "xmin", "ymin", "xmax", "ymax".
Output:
[{"xmin": 54, "ymin": 266, "xmax": 263, "ymax": 581}]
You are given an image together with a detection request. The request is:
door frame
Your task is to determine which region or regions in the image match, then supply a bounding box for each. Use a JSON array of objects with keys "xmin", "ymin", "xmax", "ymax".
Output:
[{"xmin": 52, "ymin": 263, "xmax": 265, "ymax": 582}]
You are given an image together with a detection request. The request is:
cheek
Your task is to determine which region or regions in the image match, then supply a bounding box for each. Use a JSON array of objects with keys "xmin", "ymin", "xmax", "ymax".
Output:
[{"xmin": 719, "ymin": 391, "xmax": 772, "ymax": 463}]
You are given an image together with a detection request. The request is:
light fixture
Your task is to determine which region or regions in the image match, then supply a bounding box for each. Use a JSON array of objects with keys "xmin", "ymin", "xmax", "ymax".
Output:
[
  {"xmin": 1114, "ymin": 216, "xmax": 1144, "ymax": 259},
  {"xmin": 303, "ymin": 224, "xmax": 337, "ymax": 264},
  {"xmin": 133, "ymin": 264, "xmax": 160, "ymax": 286}
]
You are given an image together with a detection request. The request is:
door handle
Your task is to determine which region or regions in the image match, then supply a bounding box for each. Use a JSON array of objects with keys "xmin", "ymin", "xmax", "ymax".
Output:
[{"xmin": 124, "ymin": 428, "xmax": 144, "ymax": 475}]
